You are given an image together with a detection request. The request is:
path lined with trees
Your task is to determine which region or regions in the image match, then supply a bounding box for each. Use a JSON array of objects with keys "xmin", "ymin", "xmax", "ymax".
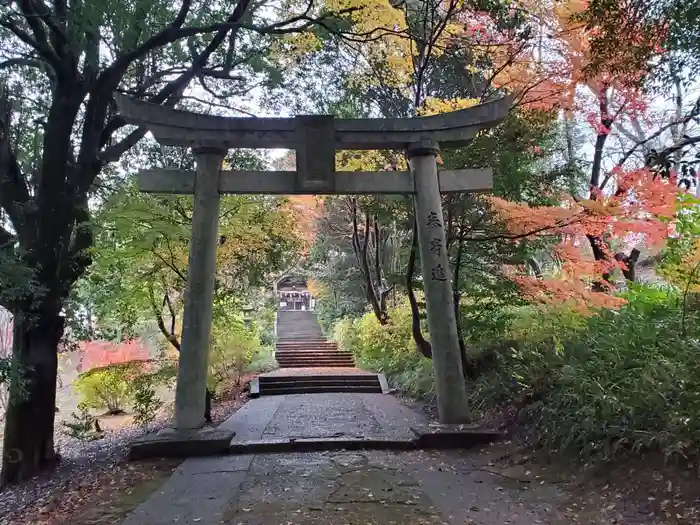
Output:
[{"xmin": 1, "ymin": 0, "xmax": 700, "ymax": 522}]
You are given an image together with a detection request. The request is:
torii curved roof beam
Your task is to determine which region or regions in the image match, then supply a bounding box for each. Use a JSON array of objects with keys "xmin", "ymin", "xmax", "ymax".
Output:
[{"xmin": 114, "ymin": 94, "xmax": 511, "ymax": 150}]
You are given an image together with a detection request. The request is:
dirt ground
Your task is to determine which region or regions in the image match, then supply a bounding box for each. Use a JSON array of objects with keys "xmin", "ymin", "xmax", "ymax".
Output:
[{"xmin": 0, "ymin": 380, "xmax": 251, "ymax": 525}]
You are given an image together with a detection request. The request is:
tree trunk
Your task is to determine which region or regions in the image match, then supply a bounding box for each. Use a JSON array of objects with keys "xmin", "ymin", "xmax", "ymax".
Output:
[
  {"xmin": 451, "ymin": 238, "xmax": 474, "ymax": 378},
  {"xmin": 587, "ymin": 233, "xmax": 613, "ymax": 291},
  {"xmin": 350, "ymin": 201, "xmax": 386, "ymax": 325},
  {"xmin": 2, "ymin": 310, "xmax": 64, "ymax": 485},
  {"xmin": 615, "ymin": 249, "xmax": 640, "ymax": 283},
  {"xmin": 204, "ymin": 389, "xmax": 212, "ymax": 423},
  {"xmin": 407, "ymin": 217, "xmax": 432, "ymax": 358}
]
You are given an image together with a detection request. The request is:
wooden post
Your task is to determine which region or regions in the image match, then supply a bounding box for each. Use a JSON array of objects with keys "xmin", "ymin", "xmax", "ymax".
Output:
[
  {"xmin": 408, "ymin": 139, "xmax": 470, "ymax": 424},
  {"xmin": 174, "ymin": 148, "xmax": 225, "ymax": 430}
]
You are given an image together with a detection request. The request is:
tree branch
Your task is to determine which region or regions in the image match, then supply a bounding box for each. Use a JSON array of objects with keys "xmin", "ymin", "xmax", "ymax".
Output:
[
  {"xmin": 0, "ymin": 85, "xmax": 32, "ymax": 242},
  {"xmin": 14, "ymin": 1, "xmax": 64, "ymax": 71},
  {"xmin": 0, "ymin": 17, "xmax": 61, "ymax": 72},
  {"xmin": 98, "ymin": 3, "xmax": 251, "ymax": 165},
  {"xmin": 148, "ymin": 281, "xmax": 180, "ymax": 351}
]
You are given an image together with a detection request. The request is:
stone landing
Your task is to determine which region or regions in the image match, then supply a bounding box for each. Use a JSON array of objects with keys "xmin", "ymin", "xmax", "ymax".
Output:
[{"xmin": 120, "ymin": 394, "xmax": 547, "ymax": 525}]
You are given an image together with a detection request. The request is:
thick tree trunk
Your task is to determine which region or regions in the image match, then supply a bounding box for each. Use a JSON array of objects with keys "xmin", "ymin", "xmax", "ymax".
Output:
[{"xmin": 1, "ymin": 310, "xmax": 64, "ymax": 485}]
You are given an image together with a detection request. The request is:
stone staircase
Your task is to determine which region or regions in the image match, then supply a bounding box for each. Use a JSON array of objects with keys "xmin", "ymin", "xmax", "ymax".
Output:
[
  {"xmin": 275, "ymin": 341, "xmax": 355, "ymax": 368},
  {"xmin": 257, "ymin": 373, "xmax": 383, "ymax": 395},
  {"xmin": 275, "ymin": 310, "xmax": 355, "ymax": 367},
  {"xmin": 252, "ymin": 310, "xmax": 384, "ymax": 396},
  {"xmin": 276, "ymin": 310, "xmax": 324, "ymax": 341}
]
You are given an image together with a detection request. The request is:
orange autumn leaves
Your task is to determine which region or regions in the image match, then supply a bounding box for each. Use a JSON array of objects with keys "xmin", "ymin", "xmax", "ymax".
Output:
[
  {"xmin": 490, "ymin": 168, "xmax": 677, "ymax": 313},
  {"xmin": 284, "ymin": 195, "xmax": 323, "ymax": 255}
]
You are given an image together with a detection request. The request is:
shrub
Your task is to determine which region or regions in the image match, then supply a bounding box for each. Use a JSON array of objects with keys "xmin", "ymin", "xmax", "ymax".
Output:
[
  {"xmin": 333, "ymin": 317, "xmax": 359, "ymax": 354},
  {"xmin": 334, "ymin": 300, "xmax": 435, "ymax": 397},
  {"xmin": 74, "ymin": 361, "xmax": 146, "ymax": 414},
  {"xmin": 247, "ymin": 345, "xmax": 278, "ymax": 374},
  {"xmin": 62, "ymin": 403, "xmax": 103, "ymax": 441},
  {"xmin": 209, "ymin": 321, "xmax": 260, "ymax": 391},
  {"xmin": 471, "ymin": 284, "xmax": 700, "ymax": 461},
  {"xmin": 132, "ymin": 386, "xmax": 163, "ymax": 427}
]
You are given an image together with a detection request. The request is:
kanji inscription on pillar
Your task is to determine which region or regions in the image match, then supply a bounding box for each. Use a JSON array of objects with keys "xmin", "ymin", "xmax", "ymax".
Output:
[
  {"xmin": 429, "ymin": 238, "xmax": 442, "ymax": 256},
  {"xmin": 431, "ymin": 264, "xmax": 447, "ymax": 281},
  {"xmin": 426, "ymin": 211, "xmax": 441, "ymax": 229}
]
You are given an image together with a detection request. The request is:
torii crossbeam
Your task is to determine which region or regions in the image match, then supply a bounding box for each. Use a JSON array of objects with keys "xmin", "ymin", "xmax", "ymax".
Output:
[{"xmin": 116, "ymin": 94, "xmax": 510, "ymax": 434}]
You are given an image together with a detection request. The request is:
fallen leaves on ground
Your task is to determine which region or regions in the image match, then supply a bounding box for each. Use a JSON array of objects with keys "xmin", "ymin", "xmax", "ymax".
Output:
[{"xmin": 0, "ymin": 377, "xmax": 251, "ymax": 525}]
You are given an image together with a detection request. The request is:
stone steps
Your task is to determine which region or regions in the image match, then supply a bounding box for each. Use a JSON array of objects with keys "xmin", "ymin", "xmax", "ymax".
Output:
[
  {"xmin": 275, "ymin": 360, "xmax": 356, "ymax": 368},
  {"xmin": 257, "ymin": 374, "xmax": 382, "ymax": 395},
  {"xmin": 275, "ymin": 351, "xmax": 355, "ymax": 367},
  {"xmin": 276, "ymin": 311, "xmax": 324, "ymax": 340},
  {"xmin": 275, "ymin": 351, "xmax": 350, "ymax": 357},
  {"xmin": 277, "ymin": 361, "xmax": 355, "ymax": 368},
  {"xmin": 275, "ymin": 310, "xmax": 354, "ymax": 369},
  {"xmin": 276, "ymin": 341, "xmax": 329, "ymax": 346},
  {"xmin": 265, "ymin": 308, "xmax": 372, "ymax": 395}
]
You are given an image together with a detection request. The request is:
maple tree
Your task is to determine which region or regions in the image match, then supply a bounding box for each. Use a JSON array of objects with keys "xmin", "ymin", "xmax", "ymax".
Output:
[{"xmin": 475, "ymin": 0, "xmax": 682, "ymax": 311}]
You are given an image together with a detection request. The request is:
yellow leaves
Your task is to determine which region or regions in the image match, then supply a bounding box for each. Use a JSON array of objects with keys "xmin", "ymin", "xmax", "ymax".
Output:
[
  {"xmin": 306, "ymin": 278, "xmax": 325, "ymax": 297},
  {"xmin": 323, "ymin": 0, "xmax": 413, "ymax": 91},
  {"xmin": 335, "ymin": 149, "xmax": 399, "ymax": 172},
  {"xmin": 659, "ymin": 238, "xmax": 700, "ymax": 291},
  {"xmin": 418, "ymin": 97, "xmax": 481, "ymax": 116},
  {"xmin": 282, "ymin": 196, "xmax": 324, "ymax": 254},
  {"xmin": 269, "ymin": 32, "xmax": 324, "ymax": 68},
  {"xmin": 324, "ymin": 0, "xmax": 403, "ymax": 31}
]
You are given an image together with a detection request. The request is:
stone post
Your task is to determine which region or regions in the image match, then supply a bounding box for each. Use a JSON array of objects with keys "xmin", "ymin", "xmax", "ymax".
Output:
[
  {"xmin": 408, "ymin": 139, "xmax": 470, "ymax": 424},
  {"xmin": 174, "ymin": 148, "xmax": 225, "ymax": 430}
]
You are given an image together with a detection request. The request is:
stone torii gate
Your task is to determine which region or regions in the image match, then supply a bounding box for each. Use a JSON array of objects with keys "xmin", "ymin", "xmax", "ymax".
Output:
[{"xmin": 116, "ymin": 94, "xmax": 509, "ymax": 432}]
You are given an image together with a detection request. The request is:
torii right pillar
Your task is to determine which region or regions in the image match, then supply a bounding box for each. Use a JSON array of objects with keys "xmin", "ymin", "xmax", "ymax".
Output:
[{"xmin": 408, "ymin": 139, "xmax": 470, "ymax": 423}]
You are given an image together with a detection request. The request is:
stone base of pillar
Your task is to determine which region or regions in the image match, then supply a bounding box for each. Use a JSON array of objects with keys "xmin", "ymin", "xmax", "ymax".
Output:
[{"xmin": 128, "ymin": 427, "xmax": 235, "ymax": 460}]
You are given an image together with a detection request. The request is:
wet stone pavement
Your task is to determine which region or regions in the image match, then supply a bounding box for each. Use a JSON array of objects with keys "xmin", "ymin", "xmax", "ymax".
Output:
[
  {"xmin": 227, "ymin": 451, "xmax": 444, "ymax": 525},
  {"xmin": 121, "ymin": 394, "xmax": 565, "ymax": 525}
]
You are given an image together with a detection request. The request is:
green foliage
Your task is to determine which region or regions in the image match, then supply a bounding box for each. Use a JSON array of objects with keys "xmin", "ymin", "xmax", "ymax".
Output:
[
  {"xmin": 333, "ymin": 318, "xmax": 360, "ymax": 354},
  {"xmin": 209, "ymin": 318, "xmax": 260, "ymax": 392},
  {"xmin": 73, "ymin": 360, "xmax": 176, "ymax": 416},
  {"xmin": 333, "ymin": 301, "xmax": 435, "ymax": 397},
  {"xmin": 247, "ymin": 345, "xmax": 279, "ymax": 374},
  {"xmin": 337, "ymin": 283, "xmax": 700, "ymax": 463},
  {"xmin": 255, "ymin": 301, "xmax": 279, "ymax": 347},
  {"xmin": 74, "ymin": 362, "xmax": 145, "ymax": 414},
  {"xmin": 75, "ymin": 151, "xmax": 302, "ymax": 342},
  {"xmin": 62, "ymin": 403, "xmax": 103, "ymax": 441},
  {"xmin": 659, "ymin": 193, "xmax": 700, "ymax": 292},
  {"xmin": 472, "ymin": 284, "xmax": 700, "ymax": 461},
  {"xmin": 132, "ymin": 387, "xmax": 163, "ymax": 428},
  {"xmin": 130, "ymin": 363, "xmax": 176, "ymax": 427}
]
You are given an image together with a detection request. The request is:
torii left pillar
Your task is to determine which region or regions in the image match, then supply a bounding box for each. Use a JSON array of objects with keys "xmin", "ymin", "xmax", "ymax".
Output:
[{"xmin": 174, "ymin": 147, "xmax": 226, "ymax": 430}]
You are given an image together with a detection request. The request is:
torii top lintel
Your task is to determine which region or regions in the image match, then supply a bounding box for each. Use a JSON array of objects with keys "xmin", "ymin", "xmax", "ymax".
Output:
[{"xmin": 114, "ymin": 94, "xmax": 511, "ymax": 151}]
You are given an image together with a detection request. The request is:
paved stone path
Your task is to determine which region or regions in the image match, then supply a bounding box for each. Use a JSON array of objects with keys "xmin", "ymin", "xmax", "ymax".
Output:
[{"xmin": 121, "ymin": 394, "xmax": 565, "ymax": 525}]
